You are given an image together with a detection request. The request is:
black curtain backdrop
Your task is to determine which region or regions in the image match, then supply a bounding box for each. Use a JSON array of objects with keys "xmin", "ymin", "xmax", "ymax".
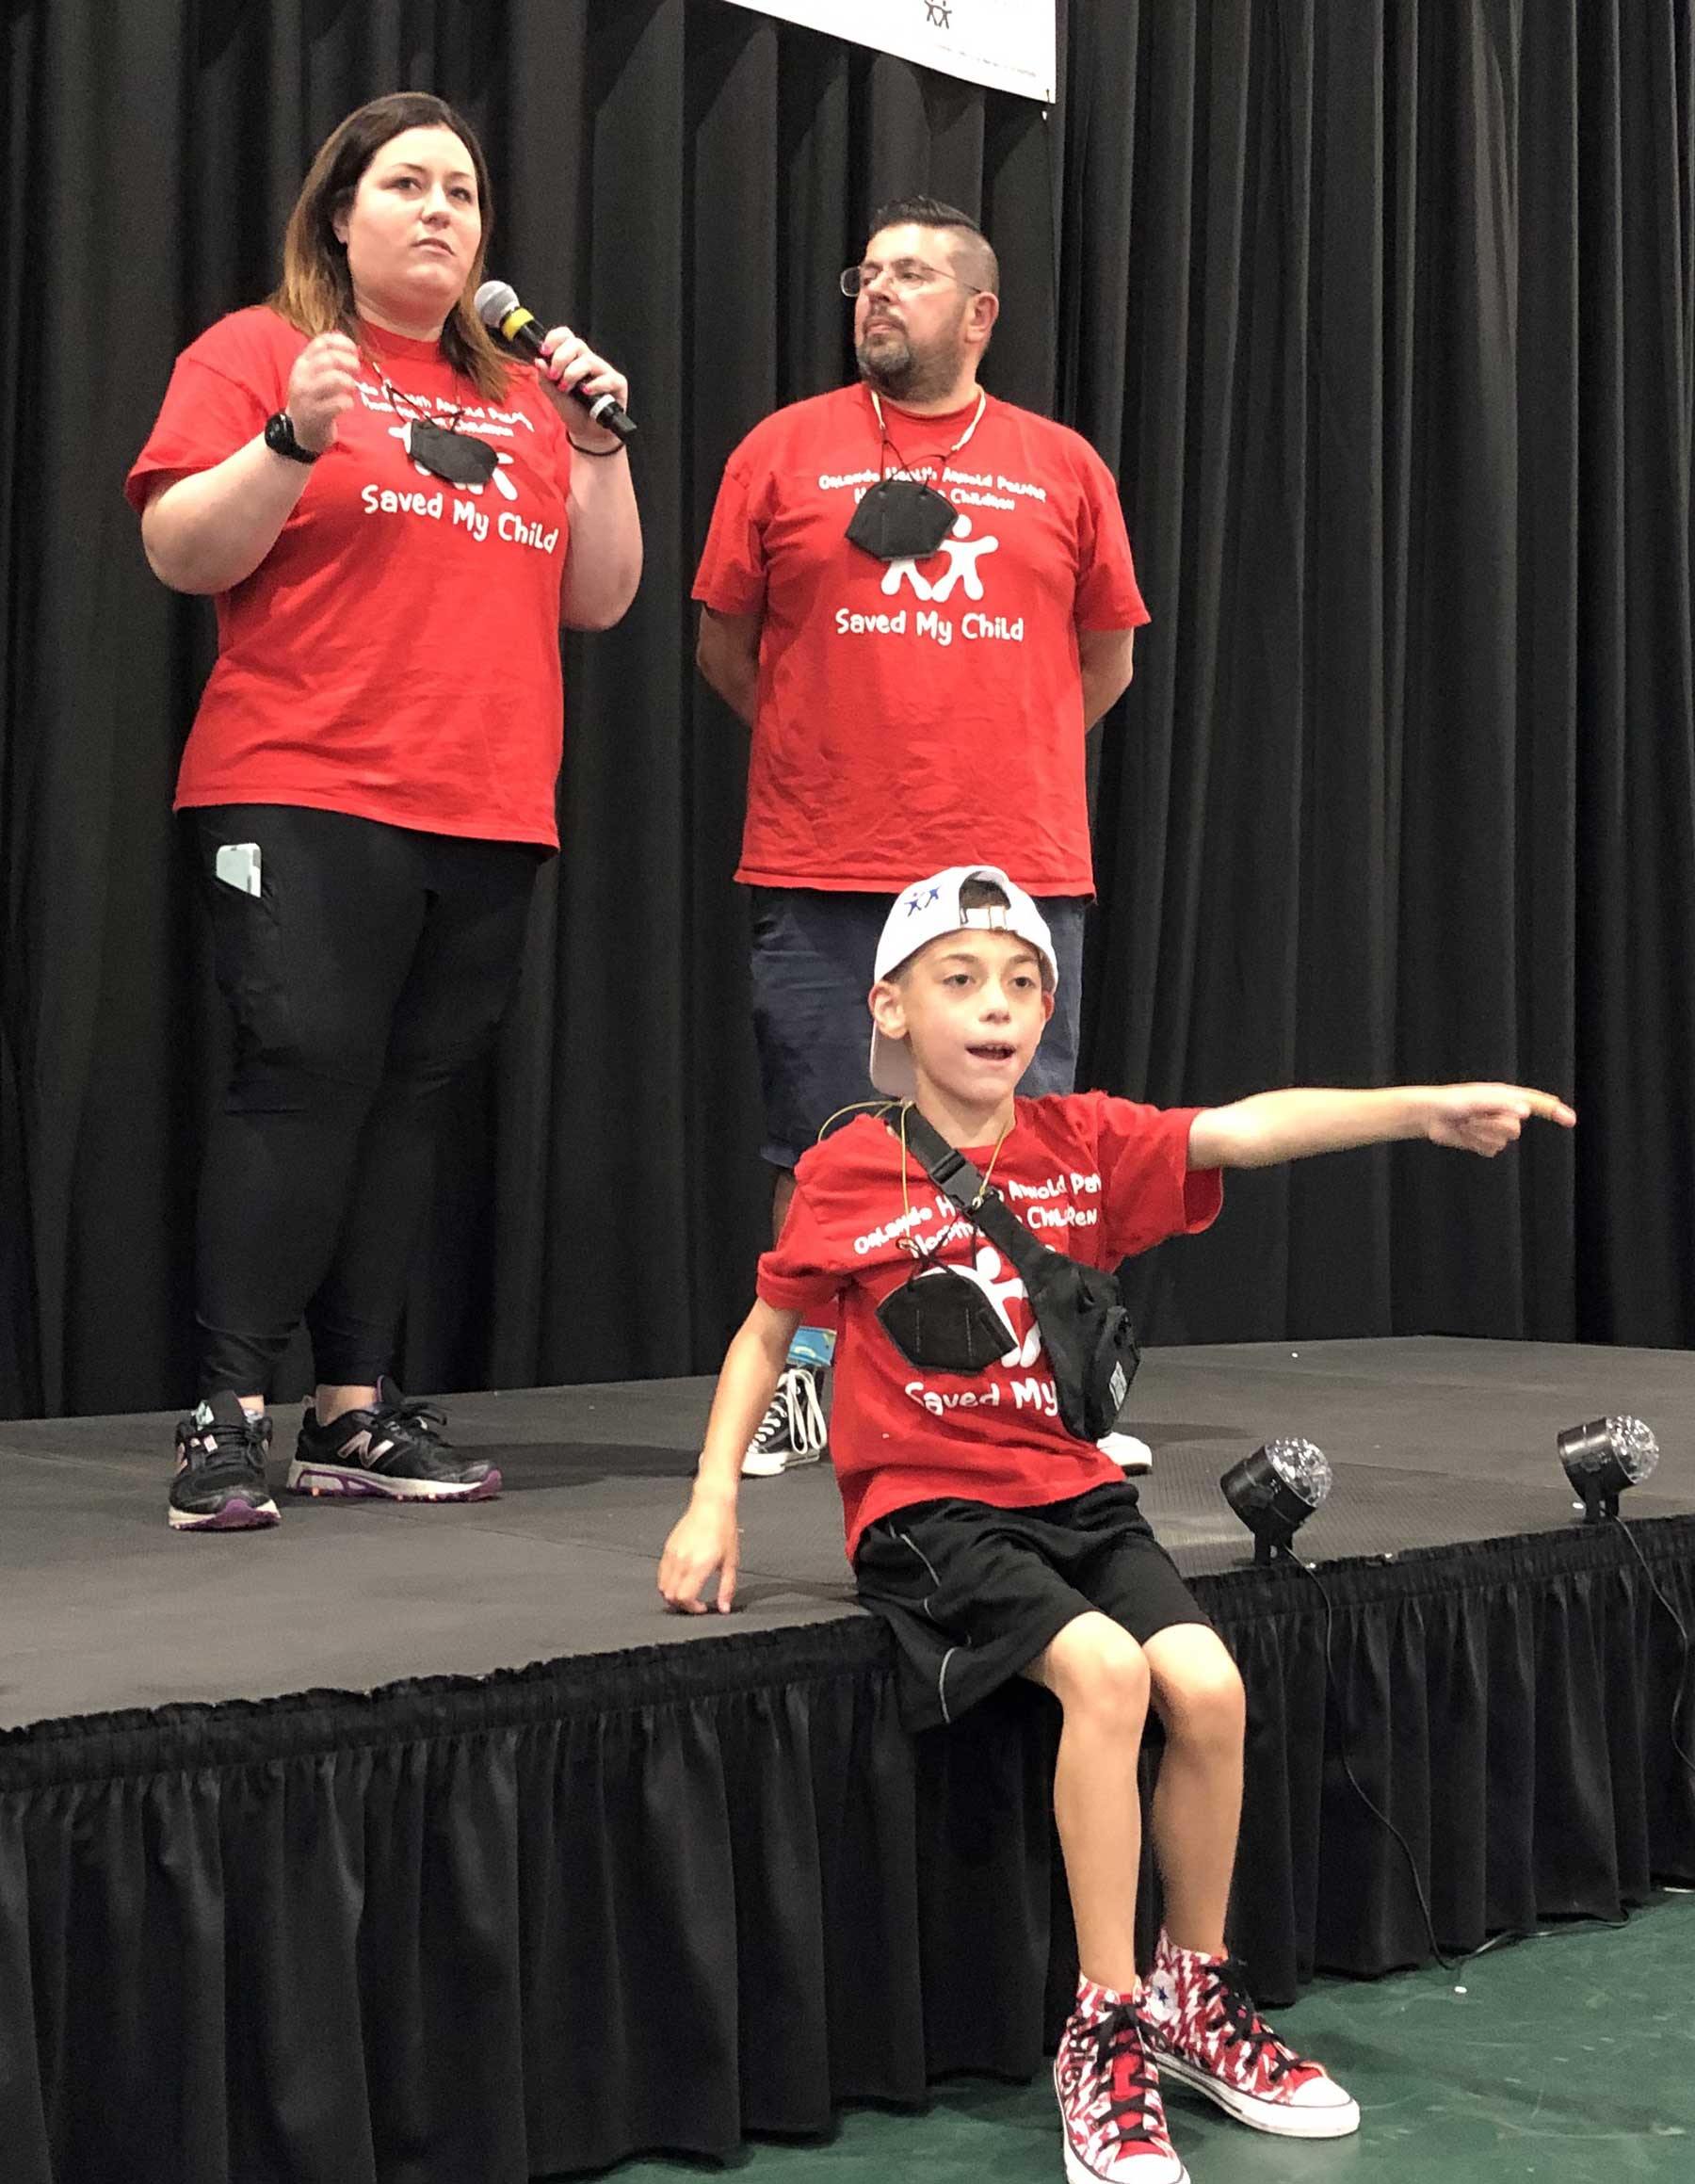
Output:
[{"xmin": 3, "ymin": 1, "xmax": 1693, "ymax": 1419}]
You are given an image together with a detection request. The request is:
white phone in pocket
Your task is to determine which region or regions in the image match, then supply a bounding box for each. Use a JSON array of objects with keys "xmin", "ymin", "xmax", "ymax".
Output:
[{"xmin": 214, "ymin": 841, "xmax": 263, "ymax": 898}]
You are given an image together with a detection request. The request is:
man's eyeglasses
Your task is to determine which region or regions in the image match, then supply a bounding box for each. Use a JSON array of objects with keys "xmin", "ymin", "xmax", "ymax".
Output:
[{"xmin": 840, "ymin": 259, "xmax": 984, "ymax": 299}]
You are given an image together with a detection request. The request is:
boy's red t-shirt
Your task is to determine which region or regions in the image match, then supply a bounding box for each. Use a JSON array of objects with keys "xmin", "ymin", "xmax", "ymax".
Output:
[
  {"xmin": 692, "ymin": 385, "xmax": 1150, "ymax": 896},
  {"xmin": 125, "ymin": 307, "xmax": 575, "ymax": 848},
  {"xmin": 758, "ymin": 1094, "xmax": 1222, "ymax": 1561}
]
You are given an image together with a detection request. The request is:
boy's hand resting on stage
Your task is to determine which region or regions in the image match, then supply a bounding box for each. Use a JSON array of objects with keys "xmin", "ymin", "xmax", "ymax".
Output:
[
  {"xmin": 1188, "ymin": 1082, "xmax": 1575, "ymax": 1170},
  {"xmin": 658, "ymin": 1493, "xmax": 740, "ymax": 1617},
  {"xmin": 660, "ymin": 1300, "xmax": 802, "ymax": 1614}
]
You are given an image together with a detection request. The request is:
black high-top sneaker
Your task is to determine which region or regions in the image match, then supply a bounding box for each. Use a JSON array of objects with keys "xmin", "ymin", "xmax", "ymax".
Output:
[
  {"xmin": 286, "ymin": 1379, "xmax": 500, "ymax": 1502},
  {"xmin": 739, "ymin": 1364, "xmax": 830, "ymax": 1478},
  {"xmin": 170, "ymin": 1393, "xmax": 280, "ymax": 1532}
]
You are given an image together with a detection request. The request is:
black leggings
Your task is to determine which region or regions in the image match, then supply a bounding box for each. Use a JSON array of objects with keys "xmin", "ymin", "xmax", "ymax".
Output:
[{"xmin": 187, "ymin": 804, "xmax": 541, "ymax": 1396}]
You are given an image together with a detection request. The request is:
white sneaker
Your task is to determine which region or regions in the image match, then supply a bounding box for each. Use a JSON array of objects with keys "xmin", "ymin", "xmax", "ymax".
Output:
[
  {"xmin": 1098, "ymin": 1431, "xmax": 1154, "ymax": 1474},
  {"xmin": 741, "ymin": 1365, "xmax": 830, "ymax": 1478}
]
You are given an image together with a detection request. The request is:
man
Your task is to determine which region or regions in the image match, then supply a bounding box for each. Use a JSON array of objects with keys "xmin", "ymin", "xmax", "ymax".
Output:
[{"xmin": 693, "ymin": 198, "xmax": 1148, "ymax": 1476}]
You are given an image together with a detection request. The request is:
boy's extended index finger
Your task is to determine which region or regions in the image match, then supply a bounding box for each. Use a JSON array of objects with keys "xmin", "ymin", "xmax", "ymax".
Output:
[
  {"xmin": 1521, "ymin": 1088, "xmax": 1577, "ymax": 1127},
  {"xmin": 1471, "ymin": 1086, "xmax": 1575, "ymax": 1127}
]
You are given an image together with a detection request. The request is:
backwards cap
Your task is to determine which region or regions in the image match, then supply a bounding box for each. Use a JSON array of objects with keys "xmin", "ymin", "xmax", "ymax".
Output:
[{"xmin": 868, "ymin": 865, "xmax": 1058, "ymax": 1098}]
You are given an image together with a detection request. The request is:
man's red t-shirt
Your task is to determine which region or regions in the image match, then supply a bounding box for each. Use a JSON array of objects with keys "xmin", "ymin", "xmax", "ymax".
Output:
[
  {"xmin": 125, "ymin": 307, "xmax": 575, "ymax": 848},
  {"xmin": 758, "ymin": 1095, "xmax": 1222, "ymax": 1561},
  {"xmin": 693, "ymin": 385, "xmax": 1151, "ymax": 897}
]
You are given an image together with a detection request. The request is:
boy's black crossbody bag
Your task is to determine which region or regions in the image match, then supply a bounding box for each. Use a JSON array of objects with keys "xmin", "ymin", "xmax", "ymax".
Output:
[{"xmin": 880, "ymin": 1106, "xmax": 1140, "ymax": 1442}]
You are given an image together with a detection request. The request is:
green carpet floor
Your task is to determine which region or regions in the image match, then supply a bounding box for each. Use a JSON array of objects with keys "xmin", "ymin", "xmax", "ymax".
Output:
[{"xmin": 605, "ymin": 1890, "xmax": 1695, "ymax": 2183}]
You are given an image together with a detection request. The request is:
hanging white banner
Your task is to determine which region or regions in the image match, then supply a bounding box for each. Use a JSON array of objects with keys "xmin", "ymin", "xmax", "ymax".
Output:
[{"xmin": 718, "ymin": 0, "xmax": 1057, "ymax": 105}]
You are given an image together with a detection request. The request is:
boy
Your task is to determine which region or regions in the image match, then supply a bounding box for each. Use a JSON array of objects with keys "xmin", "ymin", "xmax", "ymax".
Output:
[{"xmin": 659, "ymin": 865, "xmax": 1574, "ymax": 2184}]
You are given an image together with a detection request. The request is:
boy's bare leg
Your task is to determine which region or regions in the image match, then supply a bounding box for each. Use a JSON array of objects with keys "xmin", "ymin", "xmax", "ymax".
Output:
[
  {"xmin": 1141, "ymin": 1624, "xmax": 1246, "ymax": 1956},
  {"xmin": 1023, "ymin": 1610, "xmax": 1150, "ymax": 1994},
  {"xmin": 1137, "ymin": 1624, "xmax": 1360, "ymax": 2138}
]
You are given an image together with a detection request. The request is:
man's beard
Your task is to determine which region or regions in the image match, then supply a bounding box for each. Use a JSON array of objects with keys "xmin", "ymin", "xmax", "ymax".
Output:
[{"xmin": 856, "ymin": 321, "xmax": 963, "ymax": 405}]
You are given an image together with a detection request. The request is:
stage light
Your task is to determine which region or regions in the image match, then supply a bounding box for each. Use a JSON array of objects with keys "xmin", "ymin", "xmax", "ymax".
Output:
[
  {"xmin": 1221, "ymin": 1439, "xmax": 1332, "ymax": 1564},
  {"xmin": 1558, "ymin": 1416, "xmax": 1659, "ymax": 1524}
]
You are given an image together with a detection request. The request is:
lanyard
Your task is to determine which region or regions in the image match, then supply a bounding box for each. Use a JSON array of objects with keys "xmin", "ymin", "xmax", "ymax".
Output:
[{"xmin": 868, "ymin": 385, "xmax": 988, "ymax": 477}]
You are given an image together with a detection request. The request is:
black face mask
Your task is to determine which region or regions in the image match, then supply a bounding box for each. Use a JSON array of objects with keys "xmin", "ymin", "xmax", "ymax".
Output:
[
  {"xmin": 405, "ymin": 417, "xmax": 498, "ymax": 487},
  {"xmin": 845, "ymin": 476, "xmax": 957, "ymax": 561},
  {"xmin": 876, "ymin": 1259, "xmax": 1017, "ymax": 1374}
]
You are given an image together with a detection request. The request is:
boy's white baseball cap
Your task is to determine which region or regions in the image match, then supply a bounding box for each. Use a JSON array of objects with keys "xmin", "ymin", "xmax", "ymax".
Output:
[{"xmin": 868, "ymin": 866, "xmax": 1058, "ymax": 1098}]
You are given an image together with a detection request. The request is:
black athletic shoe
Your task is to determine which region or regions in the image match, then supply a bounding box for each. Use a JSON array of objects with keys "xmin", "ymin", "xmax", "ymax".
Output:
[
  {"xmin": 740, "ymin": 1364, "xmax": 830, "ymax": 1477},
  {"xmin": 285, "ymin": 1379, "xmax": 500, "ymax": 1502},
  {"xmin": 170, "ymin": 1393, "xmax": 280, "ymax": 1533}
]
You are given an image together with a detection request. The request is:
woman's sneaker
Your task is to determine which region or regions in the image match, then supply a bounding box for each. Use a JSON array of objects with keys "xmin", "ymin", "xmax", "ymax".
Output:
[
  {"xmin": 170, "ymin": 1394, "xmax": 280, "ymax": 1532},
  {"xmin": 286, "ymin": 1379, "xmax": 500, "ymax": 1501},
  {"xmin": 740, "ymin": 1364, "xmax": 829, "ymax": 1478},
  {"xmin": 1055, "ymin": 1979, "xmax": 1188, "ymax": 2184},
  {"xmin": 1140, "ymin": 1933, "xmax": 1360, "ymax": 2138}
]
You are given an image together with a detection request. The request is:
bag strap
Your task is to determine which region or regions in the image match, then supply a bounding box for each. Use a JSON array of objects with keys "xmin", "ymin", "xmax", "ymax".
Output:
[{"xmin": 884, "ymin": 1105, "xmax": 1049, "ymax": 1286}]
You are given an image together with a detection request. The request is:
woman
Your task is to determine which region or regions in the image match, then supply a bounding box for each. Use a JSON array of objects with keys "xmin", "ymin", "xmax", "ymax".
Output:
[{"xmin": 127, "ymin": 92, "xmax": 641, "ymax": 1531}]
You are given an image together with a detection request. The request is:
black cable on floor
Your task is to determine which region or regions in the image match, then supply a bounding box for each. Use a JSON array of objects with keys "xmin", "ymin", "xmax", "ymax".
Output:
[
  {"xmin": 1608, "ymin": 1516, "xmax": 1695, "ymax": 1785},
  {"xmin": 1285, "ymin": 1550, "xmax": 1466, "ymax": 1973},
  {"xmin": 1284, "ymin": 1550, "xmax": 1631, "ymax": 1984}
]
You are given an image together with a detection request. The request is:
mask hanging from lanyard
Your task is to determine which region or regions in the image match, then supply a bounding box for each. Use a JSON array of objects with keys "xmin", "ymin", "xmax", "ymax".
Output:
[
  {"xmin": 843, "ymin": 385, "xmax": 986, "ymax": 562},
  {"xmin": 370, "ymin": 359, "xmax": 501, "ymax": 489},
  {"xmin": 404, "ymin": 416, "xmax": 498, "ymax": 487},
  {"xmin": 876, "ymin": 1254, "xmax": 1019, "ymax": 1372},
  {"xmin": 846, "ymin": 476, "xmax": 957, "ymax": 561}
]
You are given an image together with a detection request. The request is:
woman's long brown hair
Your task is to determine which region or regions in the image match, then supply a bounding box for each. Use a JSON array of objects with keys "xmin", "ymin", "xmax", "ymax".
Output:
[{"xmin": 268, "ymin": 92, "xmax": 510, "ymax": 400}]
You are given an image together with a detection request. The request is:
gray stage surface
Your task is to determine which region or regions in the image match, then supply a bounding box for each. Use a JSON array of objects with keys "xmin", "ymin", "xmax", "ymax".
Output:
[{"xmin": 3, "ymin": 1336, "xmax": 1691, "ymax": 1731}]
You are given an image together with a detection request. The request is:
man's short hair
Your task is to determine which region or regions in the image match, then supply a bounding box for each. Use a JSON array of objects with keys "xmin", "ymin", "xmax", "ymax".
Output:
[{"xmin": 866, "ymin": 195, "xmax": 1000, "ymax": 296}]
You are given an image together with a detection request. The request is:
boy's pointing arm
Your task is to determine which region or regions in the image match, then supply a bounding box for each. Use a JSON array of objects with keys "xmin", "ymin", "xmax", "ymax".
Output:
[{"xmin": 1187, "ymin": 1084, "xmax": 1576, "ymax": 1172}]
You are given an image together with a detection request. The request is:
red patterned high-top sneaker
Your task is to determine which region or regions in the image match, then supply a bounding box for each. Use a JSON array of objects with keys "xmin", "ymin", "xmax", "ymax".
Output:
[
  {"xmin": 1054, "ymin": 1976, "xmax": 1188, "ymax": 2184},
  {"xmin": 1141, "ymin": 1933, "xmax": 1360, "ymax": 2138}
]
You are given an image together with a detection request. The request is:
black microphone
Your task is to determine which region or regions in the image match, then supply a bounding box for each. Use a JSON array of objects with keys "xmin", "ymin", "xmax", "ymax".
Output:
[{"xmin": 475, "ymin": 280, "xmax": 637, "ymax": 445}]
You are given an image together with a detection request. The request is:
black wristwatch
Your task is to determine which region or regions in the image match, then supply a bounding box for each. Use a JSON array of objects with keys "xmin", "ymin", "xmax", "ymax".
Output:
[{"xmin": 264, "ymin": 410, "xmax": 320, "ymax": 464}]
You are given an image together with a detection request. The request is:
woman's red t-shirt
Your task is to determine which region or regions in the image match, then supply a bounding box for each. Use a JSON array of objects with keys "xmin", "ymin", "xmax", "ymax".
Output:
[{"xmin": 126, "ymin": 307, "xmax": 575, "ymax": 848}]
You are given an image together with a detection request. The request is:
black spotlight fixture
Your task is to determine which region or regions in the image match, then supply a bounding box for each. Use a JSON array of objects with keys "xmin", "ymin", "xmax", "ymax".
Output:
[
  {"xmin": 1221, "ymin": 1439, "xmax": 1333, "ymax": 1564},
  {"xmin": 1558, "ymin": 1416, "xmax": 1659, "ymax": 1524}
]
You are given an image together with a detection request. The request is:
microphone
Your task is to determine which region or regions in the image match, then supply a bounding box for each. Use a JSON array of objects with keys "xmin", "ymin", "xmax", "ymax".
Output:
[{"xmin": 475, "ymin": 280, "xmax": 637, "ymax": 445}]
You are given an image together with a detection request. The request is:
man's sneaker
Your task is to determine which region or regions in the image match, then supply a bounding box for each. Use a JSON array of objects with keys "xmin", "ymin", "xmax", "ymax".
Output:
[
  {"xmin": 740, "ymin": 1364, "xmax": 829, "ymax": 1478},
  {"xmin": 1055, "ymin": 1979, "xmax": 1187, "ymax": 2184},
  {"xmin": 1141, "ymin": 1933, "xmax": 1359, "ymax": 2138},
  {"xmin": 170, "ymin": 1394, "xmax": 280, "ymax": 1532},
  {"xmin": 285, "ymin": 1379, "xmax": 500, "ymax": 1502}
]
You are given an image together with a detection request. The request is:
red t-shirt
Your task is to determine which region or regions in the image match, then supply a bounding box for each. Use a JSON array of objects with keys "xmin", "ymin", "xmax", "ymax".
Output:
[
  {"xmin": 758, "ymin": 1094, "xmax": 1221, "ymax": 1561},
  {"xmin": 125, "ymin": 307, "xmax": 575, "ymax": 848},
  {"xmin": 693, "ymin": 384, "xmax": 1150, "ymax": 896}
]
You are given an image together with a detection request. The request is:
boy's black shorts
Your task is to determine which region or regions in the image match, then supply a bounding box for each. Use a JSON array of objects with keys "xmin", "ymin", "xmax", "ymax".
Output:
[{"xmin": 853, "ymin": 1481, "xmax": 1210, "ymax": 1732}]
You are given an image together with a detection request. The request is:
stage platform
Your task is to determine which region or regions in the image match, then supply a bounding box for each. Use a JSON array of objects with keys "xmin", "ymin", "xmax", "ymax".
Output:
[{"xmin": 5, "ymin": 1338, "xmax": 1695, "ymax": 2184}]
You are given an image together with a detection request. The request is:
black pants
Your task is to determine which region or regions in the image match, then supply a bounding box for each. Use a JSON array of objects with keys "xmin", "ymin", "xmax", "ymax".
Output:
[{"xmin": 187, "ymin": 804, "xmax": 540, "ymax": 1395}]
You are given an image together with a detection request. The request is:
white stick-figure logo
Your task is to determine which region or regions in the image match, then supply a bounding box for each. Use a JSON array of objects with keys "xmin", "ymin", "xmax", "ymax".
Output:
[
  {"xmin": 970, "ymin": 1241, "xmax": 1042, "ymax": 1367},
  {"xmin": 880, "ymin": 512, "xmax": 999, "ymax": 601},
  {"xmin": 930, "ymin": 514, "xmax": 998, "ymax": 600}
]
